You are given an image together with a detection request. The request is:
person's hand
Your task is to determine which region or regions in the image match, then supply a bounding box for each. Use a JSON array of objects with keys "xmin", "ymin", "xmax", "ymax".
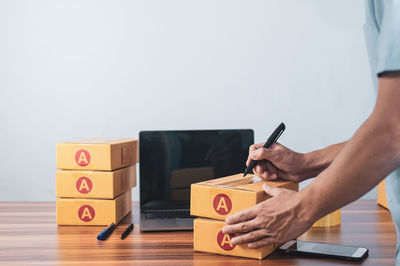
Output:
[
  {"xmin": 221, "ymin": 183, "xmax": 314, "ymax": 248},
  {"xmin": 246, "ymin": 142, "xmax": 309, "ymax": 183}
]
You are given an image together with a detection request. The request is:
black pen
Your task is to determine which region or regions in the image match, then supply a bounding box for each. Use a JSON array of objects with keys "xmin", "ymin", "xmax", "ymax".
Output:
[
  {"xmin": 120, "ymin": 223, "xmax": 134, "ymax": 240},
  {"xmin": 243, "ymin": 122, "xmax": 286, "ymax": 177},
  {"xmin": 97, "ymin": 223, "xmax": 116, "ymax": 241}
]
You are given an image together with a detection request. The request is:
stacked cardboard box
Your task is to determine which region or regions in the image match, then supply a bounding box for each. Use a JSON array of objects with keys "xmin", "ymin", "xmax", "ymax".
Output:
[
  {"xmin": 55, "ymin": 138, "xmax": 138, "ymax": 225},
  {"xmin": 190, "ymin": 174, "xmax": 298, "ymax": 260},
  {"xmin": 377, "ymin": 180, "xmax": 389, "ymax": 210},
  {"xmin": 312, "ymin": 209, "xmax": 341, "ymax": 227}
]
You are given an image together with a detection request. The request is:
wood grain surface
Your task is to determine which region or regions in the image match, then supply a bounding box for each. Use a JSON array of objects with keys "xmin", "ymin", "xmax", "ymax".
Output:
[{"xmin": 0, "ymin": 200, "xmax": 396, "ymax": 265}]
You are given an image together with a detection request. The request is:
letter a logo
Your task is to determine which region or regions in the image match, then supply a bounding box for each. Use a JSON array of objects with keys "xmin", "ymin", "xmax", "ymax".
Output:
[
  {"xmin": 75, "ymin": 149, "xmax": 91, "ymax": 167},
  {"xmin": 78, "ymin": 205, "xmax": 95, "ymax": 222},
  {"xmin": 213, "ymin": 194, "xmax": 232, "ymax": 215},
  {"xmin": 217, "ymin": 230, "xmax": 236, "ymax": 251},
  {"xmin": 76, "ymin": 176, "xmax": 93, "ymax": 194}
]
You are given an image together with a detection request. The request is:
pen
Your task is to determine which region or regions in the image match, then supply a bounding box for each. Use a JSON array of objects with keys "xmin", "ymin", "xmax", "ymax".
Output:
[
  {"xmin": 243, "ymin": 122, "xmax": 286, "ymax": 177},
  {"xmin": 120, "ymin": 223, "xmax": 134, "ymax": 240},
  {"xmin": 97, "ymin": 223, "xmax": 116, "ymax": 241}
]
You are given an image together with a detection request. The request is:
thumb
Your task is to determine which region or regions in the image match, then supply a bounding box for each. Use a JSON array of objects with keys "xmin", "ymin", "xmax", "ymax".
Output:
[{"xmin": 263, "ymin": 183, "xmax": 283, "ymax": 197}]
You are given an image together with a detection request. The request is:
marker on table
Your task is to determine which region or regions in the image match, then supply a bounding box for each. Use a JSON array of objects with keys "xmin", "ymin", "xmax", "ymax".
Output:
[
  {"xmin": 243, "ymin": 122, "xmax": 286, "ymax": 177},
  {"xmin": 120, "ymin": 223, "xmax": 134, "ymax": 240},
  {"xmin": 97, "ymin": 223, "xmax": 116, "ymax": 241}
]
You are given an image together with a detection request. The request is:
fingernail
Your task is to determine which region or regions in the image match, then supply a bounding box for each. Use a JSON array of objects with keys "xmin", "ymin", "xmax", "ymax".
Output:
[
  {"xmin": 221, "ymin": 226, "xmax": 227, "ymax": 233},
  {"xmin": 231, "ymin": 237, "xmax": 237, "ymax": 244}
]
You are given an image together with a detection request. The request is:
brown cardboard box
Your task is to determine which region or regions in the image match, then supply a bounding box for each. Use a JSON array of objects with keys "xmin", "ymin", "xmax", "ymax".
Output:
[
  {"xmin": 56, "ymin": 138, "xmax": 138, "ymax": 171},
  {"xmin": 56, "ymin": 165, "xmax": 136, "ymax": 199},
  {"xmin": 190, "ymin": 174, "xmax": 298, "ymax": 221},
  {"xmin": 194, "ymin": 218, "xmax": 276, "ymax": 260},
  {"xmin": 312, "ymin": 209, "xmax": 341, "ymax": 227},
  {"xmin": 56, "ymin": 190, "xmax": 131, "ymax": 225},
  {"xmin": 377, "ymin": 180, "xmax": 389, "ymax": 210}
]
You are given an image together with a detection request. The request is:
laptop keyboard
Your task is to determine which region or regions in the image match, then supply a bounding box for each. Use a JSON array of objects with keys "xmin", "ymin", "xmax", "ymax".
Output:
[{"xmin": 144, "ymin": 210, "xmax": 193, "ymax": 219}]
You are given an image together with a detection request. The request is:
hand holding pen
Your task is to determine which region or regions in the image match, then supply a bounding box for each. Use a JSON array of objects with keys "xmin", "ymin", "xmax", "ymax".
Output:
[
  {"xmin": 243, "ymin": 123, "xmax": 285, "ymax": 177},
  {"xmin": 245, "ymin": 123, "xmax": 311, "ymax": 183}
]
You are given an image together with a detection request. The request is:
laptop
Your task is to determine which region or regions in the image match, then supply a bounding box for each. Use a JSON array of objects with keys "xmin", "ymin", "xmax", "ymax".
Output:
[{"xmin": 139, "ymin": 129, "xmax": 254, "ymax": 231}]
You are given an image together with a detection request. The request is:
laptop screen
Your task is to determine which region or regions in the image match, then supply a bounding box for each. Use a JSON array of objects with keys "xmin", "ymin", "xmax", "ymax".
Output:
[{"xmin": 139, "ymin": 130, "xmax": 254, "ymax": 210}]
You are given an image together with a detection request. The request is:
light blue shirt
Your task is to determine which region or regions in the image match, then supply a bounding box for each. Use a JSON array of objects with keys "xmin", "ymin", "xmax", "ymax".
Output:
[{"xmin": 364, "ymin": 0, "xmax": 400, "ymax": 264}]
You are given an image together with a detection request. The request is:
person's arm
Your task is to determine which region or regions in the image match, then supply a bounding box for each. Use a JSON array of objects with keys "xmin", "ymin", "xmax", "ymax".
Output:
[
  {"xmin": 222, "ymin": 73, "xmax": 400, "ymax": 248},
  {"xmin": 248, "ymin": 141, "xmax": 346, "ymax": 182},
  {"xmin": 302, "ymin": 142, "xmax": 346, "ymax": 178},
  {"xmin": 303, "ymin": 73, "xmax": 400, "ymax": 221}
]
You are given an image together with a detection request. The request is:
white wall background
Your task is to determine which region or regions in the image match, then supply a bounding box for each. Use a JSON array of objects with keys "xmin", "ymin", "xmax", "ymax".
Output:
[{"xmin": 0, "ymin": 0, "xmax": 376, "ymax": 201}]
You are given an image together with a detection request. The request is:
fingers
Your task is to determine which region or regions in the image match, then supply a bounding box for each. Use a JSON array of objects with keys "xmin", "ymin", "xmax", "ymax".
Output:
[
  {"xmin": 247, "ymin": 142, "xmax": 286, "ymax": 166},
  {"xmin": 222, "ymin": 219, "xmax": 259, "ymax": 235},
  {"xmin": 225, "ymin": 206, "xmax": 258, "ymax": 225},
  {"xmin": 246, "ymin": 143, "xmax": 266, "ymax": 166},
  {"xmin": 249, "ymin": 142, "xmax": 265, "ymax": 153},
  {"xmin": 230, "ymin": 229, "xmax": 271, "ymax": 245},
  {"xmin": 248, "ymin": 237, "xmax": 277, "ymax": 249},
  {"xmin": 249, "ymin": 148, "xmax": 277, "ymax": 162},
  {"xmin": 246, "ymin": 157, "xmax": 252, "ymax": 166},
  {"xmin": 263, "ymin": 183, "xmax": 284, "ymax": 197},
  {"xmin": 253, "ymin": 162, "xmax": 278, "ymax": 181},
  {"xmin": 262, "ymin": 162, "xmax": 279, "ymax": 180},
  {"xmin": 263, "ymin": 183, "xmax": 295, "ymax": 198},
  {"xmin": 253, "ymin": 164, "xmax": 266, "ymax": 176}
]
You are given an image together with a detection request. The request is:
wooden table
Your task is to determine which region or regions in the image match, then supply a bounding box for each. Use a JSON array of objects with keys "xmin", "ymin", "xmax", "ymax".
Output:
[{"xmin": 0, "ymin": 200, "xmax": 396, "ymax": 265}]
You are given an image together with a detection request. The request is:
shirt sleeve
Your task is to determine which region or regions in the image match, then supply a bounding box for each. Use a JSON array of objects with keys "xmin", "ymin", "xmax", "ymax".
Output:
[{"xmin": 376, "ymin": 0, "xmax": 400, "ymax": 76}]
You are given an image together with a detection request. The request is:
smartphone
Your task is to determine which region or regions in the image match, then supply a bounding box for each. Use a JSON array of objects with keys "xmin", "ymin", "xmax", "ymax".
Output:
[{"xmin": 279, "ymin": 240, "xmax": 368, "ymax": 261}]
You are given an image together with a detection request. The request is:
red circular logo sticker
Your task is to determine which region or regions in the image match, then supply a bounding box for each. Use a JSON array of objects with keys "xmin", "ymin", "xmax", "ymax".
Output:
[
  {"xmin": 213, "ymin": 194, "xmax": 232, "ymax": 215},
  {"xmin": 217, "ymin": 230, "xmax": 236, "ymax": 251},
  {"xmin": 78, "ymin": 205, "xmax": 95, "ymax": 222},
  {"xmin": 76, "ymin": 176, "xmax": 93, "ymax": 194},
  {"xmin": 75, "ymin": 149, "xmax": 91, "ymax": 167}
]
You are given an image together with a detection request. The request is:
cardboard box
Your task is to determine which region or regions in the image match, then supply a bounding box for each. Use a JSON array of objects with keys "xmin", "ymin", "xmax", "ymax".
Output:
[
  {"xmin": 56, "ymin": 165, "xmax": 136, "ymax": 199},
  {"xmin": 56, "ymin": 138, "xmax": 138, "ymax": 171},
  {"xmin": 312, "ymin": 209, "xmax": 341, "ymax": 227},
  {"xmin": 194, "ymin": 218, "xmax": 276, "ymax": 260},
  {"xmin": 190, "ymin": 174, "xmax": 298, "ymax": 221},
  {"xmin": 377, "ymin": 180, "xmax": 389, "ymax": 210},
  {"xmin": 56, "ymin": 190, "xmax": 131, "ymax": 225}
]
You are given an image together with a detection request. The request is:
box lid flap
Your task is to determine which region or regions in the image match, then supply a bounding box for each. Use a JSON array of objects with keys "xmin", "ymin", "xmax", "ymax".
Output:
[
  {"xmin": 195, "ymin": 173, "xmax": 293, "ymax": 192},
  {"xmin": 61, "ymin": 138, "xmax": 137, "ymax": 145}
]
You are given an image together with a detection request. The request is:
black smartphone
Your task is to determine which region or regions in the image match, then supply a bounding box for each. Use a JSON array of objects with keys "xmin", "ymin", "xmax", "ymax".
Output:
[{"xmin": 279, "ymin": 240, "xmax": 368, "ymax": 261}]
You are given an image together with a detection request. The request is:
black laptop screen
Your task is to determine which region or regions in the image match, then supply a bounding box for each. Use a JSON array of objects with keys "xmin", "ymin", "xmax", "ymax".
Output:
[{"xmin": 139, "ymin": 130, "xmax": 254, "ymax": 210}]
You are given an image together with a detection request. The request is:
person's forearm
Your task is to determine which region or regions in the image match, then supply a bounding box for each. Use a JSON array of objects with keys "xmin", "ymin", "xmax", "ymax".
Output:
[
  {"xmin": 301, "ymin": 142, "xmax": 347, "ymax": 180},
  {"xmin": 300, "ymin": 76, "xmax": 400, "ymax": 223}
]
